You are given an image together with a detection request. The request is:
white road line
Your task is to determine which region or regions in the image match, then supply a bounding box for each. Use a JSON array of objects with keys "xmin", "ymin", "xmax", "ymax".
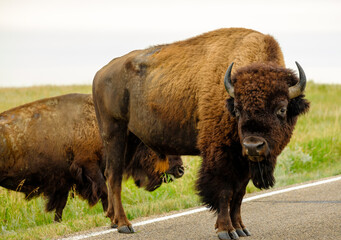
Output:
[
  {"xmin": 243, "ymin": 175, "xmax": 341, "ymax": 202},
  {"xmin": 60, "ymin": 175, "xmax": 341, "ymax": 240}
]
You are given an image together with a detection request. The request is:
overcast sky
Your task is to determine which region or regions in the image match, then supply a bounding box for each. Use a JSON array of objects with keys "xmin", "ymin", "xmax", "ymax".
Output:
[{"xmin": 1, "ymin": 0, "xmax": 340, "ymax": 87}]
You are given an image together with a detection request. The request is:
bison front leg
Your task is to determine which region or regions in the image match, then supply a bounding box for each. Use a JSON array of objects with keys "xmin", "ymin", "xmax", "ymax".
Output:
[
  {"xmin": 46, "ymin": 189, "xmax": 69, "ymax": 222},
  {"xmin": 230, "ymin": 180, "xmax": 251, "ymax": 237},
  {"xmin": 215, "ymin": 190, "xmax": 240, "ymax": 240}
]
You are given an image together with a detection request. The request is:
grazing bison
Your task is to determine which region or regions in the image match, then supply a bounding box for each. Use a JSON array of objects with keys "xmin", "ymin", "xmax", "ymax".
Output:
[
  {"xmin": 92, "ymin": 27, "xmax": 309, "ymax": 238},
  {"xmin": 0, "ymin": 94, "xmax": 184, "ymax": 222}
]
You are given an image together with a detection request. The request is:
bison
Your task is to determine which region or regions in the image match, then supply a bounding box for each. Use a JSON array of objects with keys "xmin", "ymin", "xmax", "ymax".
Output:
[
  {"xmin": 92, "ymin": 27, "xmax": 309, "ymax": 238},
  {"xmin": 0, "ymin": 93, "xmax": 184, "ymax": 222}
]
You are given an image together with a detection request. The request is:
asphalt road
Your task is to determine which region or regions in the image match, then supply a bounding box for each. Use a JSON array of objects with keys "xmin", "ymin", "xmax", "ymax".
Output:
[{"xmin": 61, "ymin": 176, "xmax": 341, "ymax": 240}]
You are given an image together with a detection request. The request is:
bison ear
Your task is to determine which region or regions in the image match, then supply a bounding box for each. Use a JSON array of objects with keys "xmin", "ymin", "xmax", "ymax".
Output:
[
  {"xmin": 226, "ymin": 98, "xmax": 236, "ymax": 116},
  {"xmin": 287, "ymin": 95, "xmax": 310, "ymax": 118}
]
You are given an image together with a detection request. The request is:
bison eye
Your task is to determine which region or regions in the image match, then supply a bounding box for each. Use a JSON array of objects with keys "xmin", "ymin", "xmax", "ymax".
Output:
[{"xmin": 276, "ymin": 107, "xmax": 287, "ymax": 118}]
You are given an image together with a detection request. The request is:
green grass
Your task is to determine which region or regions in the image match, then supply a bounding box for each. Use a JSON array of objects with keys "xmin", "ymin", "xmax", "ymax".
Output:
[{"xmin": 0, "ymin": 82, "xmax": 340, "ymax": 239}]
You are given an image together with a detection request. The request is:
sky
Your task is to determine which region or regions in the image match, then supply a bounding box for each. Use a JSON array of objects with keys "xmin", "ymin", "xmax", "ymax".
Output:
[{"xmin": 1, "ymin": 0, "xmax": 341, "ymax": 87}]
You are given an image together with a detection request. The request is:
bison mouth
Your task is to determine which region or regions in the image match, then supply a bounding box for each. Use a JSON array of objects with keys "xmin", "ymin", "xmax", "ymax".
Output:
[
  {"xmin": 162, "ymin": 173, "xmax": 175, "ymax": 183},
  {"xmin": 249, "ymin": 159, "xmax": 275, "ymax": 189},
  {"xmin": 143, "ymin": 173, "xmax": 176, "ymax": 191},
  {"xmin": 161, "ymin": 164, "xmax": 185, "ymax": 183},
  {"xmin": 247, "ymin": 155, "xmax": 265, "ymax": 162}
]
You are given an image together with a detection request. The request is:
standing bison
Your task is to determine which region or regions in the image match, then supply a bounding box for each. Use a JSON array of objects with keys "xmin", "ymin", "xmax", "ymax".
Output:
[
  {"xmin": 92, "ymin": 28, "xmax": 309, "ymax": 238},
  {"xmin": 0, "ymin": 94, "xmax": 184, "ymax": 222}
]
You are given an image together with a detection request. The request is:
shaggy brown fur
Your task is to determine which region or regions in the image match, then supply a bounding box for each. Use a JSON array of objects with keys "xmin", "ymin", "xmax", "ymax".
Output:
[
  {"xmin": 0, "ymin": 94, "xmax": 107, "ymax": 222},
  {"xmin": 92, "ymin": 28, "xmax": 309, "ymax": 237},
  {"xmin": 0, "ymin": 94, "xmax": 183, "ymax": 222}
]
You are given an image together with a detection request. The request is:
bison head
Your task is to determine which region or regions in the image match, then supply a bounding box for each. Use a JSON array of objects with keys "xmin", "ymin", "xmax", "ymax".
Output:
[
  {"xmin": 132, "ymin": 151, "xmax": 184, "ymax": 191},
  {"xmin": 224, "ymin": 62, "xmax": 309, "ymax": 189}
]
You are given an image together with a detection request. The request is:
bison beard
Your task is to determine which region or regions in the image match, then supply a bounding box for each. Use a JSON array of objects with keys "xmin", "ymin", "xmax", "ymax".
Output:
[{"xmin": 249, "ymin": 159, "xmax": 275, "ymax": 189}]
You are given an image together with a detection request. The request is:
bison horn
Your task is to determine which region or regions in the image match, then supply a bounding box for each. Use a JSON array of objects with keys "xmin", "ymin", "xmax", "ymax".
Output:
[
  {"xmin": 224, "ymin": 62, "xmax": 235, "ymax": 98},
  {"xmin": 288, "ymin": 62, "xmax": 307, "ymax": 99}
]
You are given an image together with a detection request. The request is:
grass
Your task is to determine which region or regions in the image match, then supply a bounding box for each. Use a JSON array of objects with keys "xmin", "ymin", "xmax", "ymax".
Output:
[
  {"xmin": 0, "ymin": 85, "xmax": 92, "ymax": 111},
  {"xmin": 0, "ymin": 82, "xmax": 340, "ymax": 239}
]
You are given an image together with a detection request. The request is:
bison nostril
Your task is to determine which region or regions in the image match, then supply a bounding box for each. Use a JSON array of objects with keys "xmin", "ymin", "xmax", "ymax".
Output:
[
  {"xmin": 176, "ymin": 166, "xmax": 184, "ymax": 178},
  {"xmin": 256, "ymin": 142, "xmax": 265, "ymax": 151}
]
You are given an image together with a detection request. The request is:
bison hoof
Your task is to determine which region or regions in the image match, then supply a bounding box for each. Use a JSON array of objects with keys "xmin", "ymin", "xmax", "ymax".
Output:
[
  {"xmin": 118, "ymin": 225, "xmax": 135, "ymax": 234},
  {"xmin": 111, "ymin": 223, "xmax": 118, "ymax": 228},
  {"xmin": 237, "ymin": 228, "xmax": 251, "ymax": 237},
  {"xmin": 218, "ymin": 230, "xmax": 239, "ymax": 240}
]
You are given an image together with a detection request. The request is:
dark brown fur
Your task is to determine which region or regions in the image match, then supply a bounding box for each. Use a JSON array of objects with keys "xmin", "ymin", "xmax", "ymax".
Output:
[
  {"xmin": 92, "ymin": 28, "xmax": 309, "ymax": 237},
  {"xmin": 0, "ymin": 94, "xmax": 183, "ymax": 222}
]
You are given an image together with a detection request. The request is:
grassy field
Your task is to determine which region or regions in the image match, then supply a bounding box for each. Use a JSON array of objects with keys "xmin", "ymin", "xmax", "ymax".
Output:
[{"xmin": 0, "ymin": 82, "xmax": 340, "ymax": 239}]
